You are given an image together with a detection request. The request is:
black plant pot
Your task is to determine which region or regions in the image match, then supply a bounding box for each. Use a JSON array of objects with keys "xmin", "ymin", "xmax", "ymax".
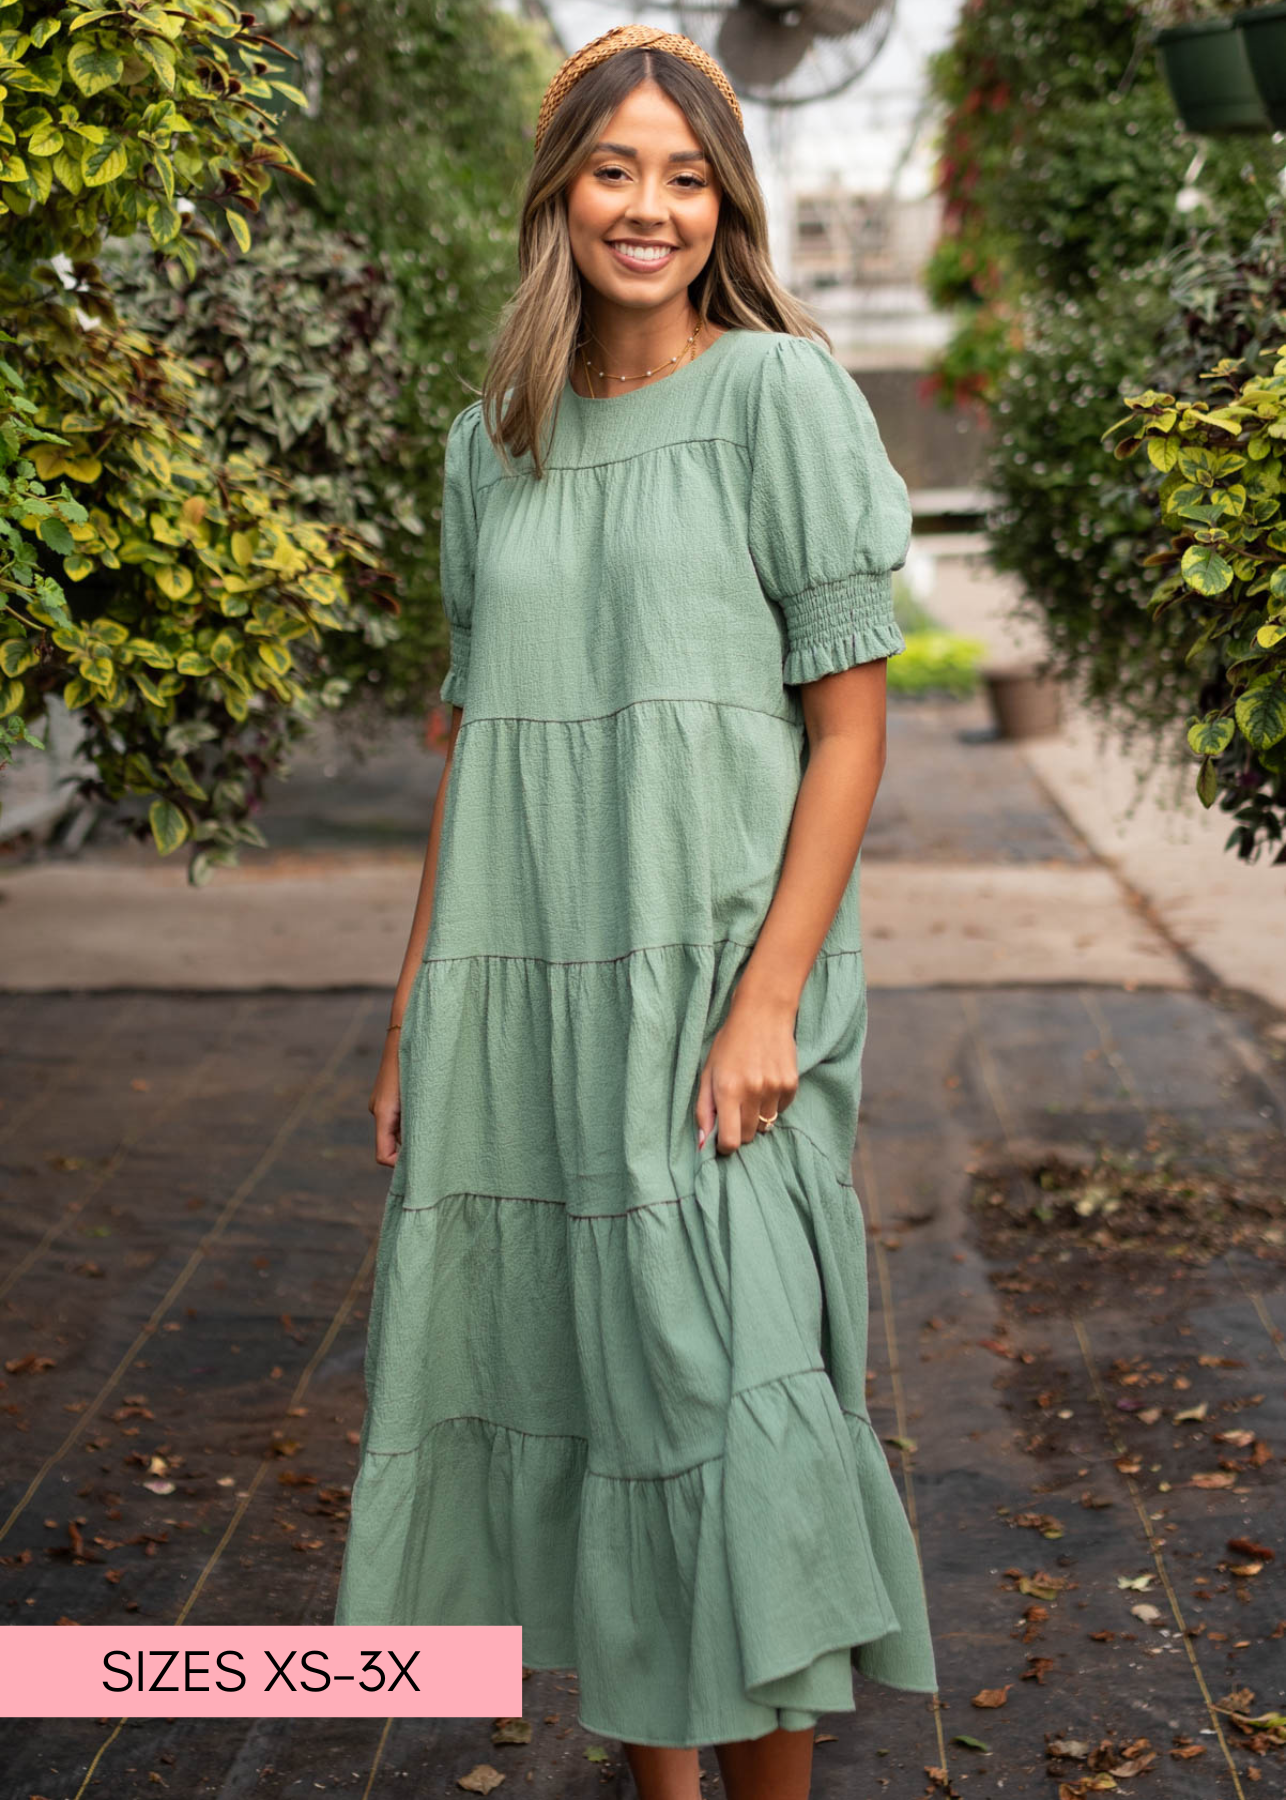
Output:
[
  {"xmin": 1236, "ymin": 3, "xmax": 1286, "ymax": 130},
  {"xmin": 1155, "ymin": 17, "xmax": 1271, "ymax": 134}
]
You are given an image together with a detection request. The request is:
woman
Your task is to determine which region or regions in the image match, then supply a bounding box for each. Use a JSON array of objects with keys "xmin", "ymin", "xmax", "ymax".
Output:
[{"xmin": 337, "ymin": 22, "xmax": 938, "ymax": 1798}]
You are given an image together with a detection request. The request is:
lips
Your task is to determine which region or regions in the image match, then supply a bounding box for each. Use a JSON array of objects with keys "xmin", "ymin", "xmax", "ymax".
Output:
[{"xmin": 607, "ymin": 241, "xmax": 676, "ymax": 272}]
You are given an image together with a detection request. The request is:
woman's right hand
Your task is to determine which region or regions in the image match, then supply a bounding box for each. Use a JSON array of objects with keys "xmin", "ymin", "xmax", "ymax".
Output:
[{"xmin": 370, "ymin": 1033, "xmax": 403, "ymax": 1168}]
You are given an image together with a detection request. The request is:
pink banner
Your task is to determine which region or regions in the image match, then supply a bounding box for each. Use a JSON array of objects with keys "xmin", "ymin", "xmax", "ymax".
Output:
[{"xmin": 0, "ymin": 1626, "xmax": 524, "ymax": 1718}]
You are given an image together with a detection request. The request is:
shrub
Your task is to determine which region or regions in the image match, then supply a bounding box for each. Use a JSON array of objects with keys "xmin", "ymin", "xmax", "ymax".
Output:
[
  {"xmin": 887, "ymin": 631, "xmax": 989, "ymax": 699},
  {"xmin": 923, "ymin": 0, "xmax": 1281, "ymax": 408},
  {"xmin": 0, "ymin": 0, "xmax": 394, "ymax": 878},
  {"xmin": 106, "ymin": 196, "xmax": 416, "ymax": 742},
  {"xmin": 984, "ymin": 265, "xmax": 1185, "ymax": 739},
  {"xmin": 272, "ymin": 0, "xmax": 557, "ymax": 711},
  {"xmin": 1105, "ymin": 347, "xmax": 1286, "ymax": 860}
]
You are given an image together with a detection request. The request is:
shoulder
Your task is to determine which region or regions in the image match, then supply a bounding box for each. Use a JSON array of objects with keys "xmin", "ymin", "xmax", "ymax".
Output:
[
  {"xmin": 447, "ymin": 397, "xmax": 485, "ymax": 460},
  {"xmin": 727, "ymin": 331, "xmax": 854, "ymax": 438},
  {"xmin": 446, "ymin": 396, "xmax": 504, "ymax": 495},
  {"xmin": 723, "ymin": 329, "xmax": 838, "ymax": 377}
]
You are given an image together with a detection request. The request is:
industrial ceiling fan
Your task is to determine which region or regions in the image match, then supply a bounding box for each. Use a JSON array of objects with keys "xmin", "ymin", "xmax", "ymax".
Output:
[{"xmin": 675, "ymin": 0, "xmax": 896, "ymax": 107}]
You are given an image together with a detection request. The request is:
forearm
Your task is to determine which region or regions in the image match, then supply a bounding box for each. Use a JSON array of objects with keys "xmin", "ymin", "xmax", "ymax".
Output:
[
  {"xmin": 735, "ymin": 726, "xmax": 886, "ymax": 1016},
  {"xmin": 387, "ymin": 711, "xmax": 461, "ymax": 1029}
]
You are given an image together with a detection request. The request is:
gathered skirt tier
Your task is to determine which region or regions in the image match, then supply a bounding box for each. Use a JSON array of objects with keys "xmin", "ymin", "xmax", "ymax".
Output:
[{"xmin": 335, "ymin": 716, "xmax": 938, "ymax": 1748}]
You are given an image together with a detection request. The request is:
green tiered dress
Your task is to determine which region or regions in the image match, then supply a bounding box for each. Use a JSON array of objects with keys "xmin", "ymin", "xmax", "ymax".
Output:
[{"xmin": 335, "ymin": 327, "xmax": 938, "ymax": 1747}]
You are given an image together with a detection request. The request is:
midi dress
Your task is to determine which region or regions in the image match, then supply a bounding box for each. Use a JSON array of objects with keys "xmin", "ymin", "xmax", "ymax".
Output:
[{"xmin": 334, "ymin": 325, "xmax": 939, "ymax": 1748}]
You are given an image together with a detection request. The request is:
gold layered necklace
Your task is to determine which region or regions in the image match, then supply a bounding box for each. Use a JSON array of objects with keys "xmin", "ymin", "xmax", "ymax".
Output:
[{"xmin": 578, "ymin": 316, "xmax": 703, "ymax": 399}]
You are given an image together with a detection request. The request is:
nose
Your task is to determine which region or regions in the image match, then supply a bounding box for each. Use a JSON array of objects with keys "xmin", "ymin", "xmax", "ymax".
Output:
[{"xmin": 624, "ymin": 170, "xmax": 670, "ymax": 229}]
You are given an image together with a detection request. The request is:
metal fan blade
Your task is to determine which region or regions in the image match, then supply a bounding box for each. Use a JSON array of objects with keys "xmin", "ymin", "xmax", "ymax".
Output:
[
  {"xmin": 716, "ymin": 4, "xmax": 815, "ymax": 88},
  {"xmin": 797, "ymin": 0, "xmax": 883, "ymax": 36}
]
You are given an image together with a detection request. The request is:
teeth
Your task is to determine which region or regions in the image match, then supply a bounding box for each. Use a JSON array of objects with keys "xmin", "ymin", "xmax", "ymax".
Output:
[{"xmin": 615, "ymin": 244, "xmax": 671, "ymax": 261}]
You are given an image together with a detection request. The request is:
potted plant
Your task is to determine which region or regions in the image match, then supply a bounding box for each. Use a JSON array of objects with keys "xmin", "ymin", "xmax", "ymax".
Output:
[
  {"xmin": 1148, "ymin": 1, "xmax": 1271, "ymax": 133},
  {"xmin": 980, "ymin": 664, "xmax": 1065, "ymax": 739},
  {"xmin": 1236, "ymin": 4, "xmax": 1286, "ymax": 128}
]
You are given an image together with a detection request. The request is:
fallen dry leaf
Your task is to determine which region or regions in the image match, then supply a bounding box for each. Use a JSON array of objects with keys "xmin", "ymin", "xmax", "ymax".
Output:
[
  {"xmin": 1229, "ymin": 1536, "xmax": 1274, "ymax": 1562},
  {"xmin": 971, "ymin": 1686, "xmax": 1010, "ymax": 1708},
  {"xmin": 490, "ymin": 1719, "xmax": 531, "ymax": 1746},
  {"xmin": 457, "ymin": 1766, "xmax": 504, "ymax": 1795}
]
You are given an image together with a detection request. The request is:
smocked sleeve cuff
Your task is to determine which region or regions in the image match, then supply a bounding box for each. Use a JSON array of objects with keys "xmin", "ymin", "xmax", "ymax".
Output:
[
  {"xmin": 440, "ymin": 623, "xmax": 471, "ymax": 707},
  {"xmin": 780, "ymin": 570, "xmax": 906, "ymax": 686}
]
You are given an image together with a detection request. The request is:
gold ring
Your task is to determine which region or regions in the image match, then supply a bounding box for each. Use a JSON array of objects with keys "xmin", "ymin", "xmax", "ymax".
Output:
[{"xmin": 757, "ymin": 1112, "xmax": 778, "ymax": 1131}]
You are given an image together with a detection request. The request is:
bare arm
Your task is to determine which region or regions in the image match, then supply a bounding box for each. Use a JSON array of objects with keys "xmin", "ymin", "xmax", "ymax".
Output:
[
  {"xmin": 695, "ymin": 660, "xmax": 888, "ymax": 1153},
  {"xmin": 370, "ymin": 704, "xmax": 464, "ymax": 1166}
]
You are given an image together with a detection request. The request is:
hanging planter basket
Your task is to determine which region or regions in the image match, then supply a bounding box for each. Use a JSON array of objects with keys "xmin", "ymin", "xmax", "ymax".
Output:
[
  {"xmin": 1236, "ymin": 3, "xmax": 1286, "ymax": 130},
  {"xmin": 1154, "ymin": 17, "xmax": 1271, "ymax": 134}
]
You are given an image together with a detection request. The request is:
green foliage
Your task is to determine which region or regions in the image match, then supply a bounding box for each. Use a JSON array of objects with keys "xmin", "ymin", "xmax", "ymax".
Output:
[
  {"xmin": 0, "ymin": 0, "xmax": 310, "ymax": 273},
  {"xmin": 923, "ymin": 0, "xmax": 1281, "ymax": 409},
  {"xmin": 1105, "ymin": 344, "xmax": 1286, "ymax": 859},
  {"xmin": 989, "ymin": 207, "xmax": 1286, "ymax": 858},
  {"xmin": 271, "ymin": 0, "xmax": 558, "ymax": 711},
  {"xmin": 107, "ymin": 198, "xmax": 410, "ymax": 536},
  {"xmin": 985, "ymin": 266, "xmax": 1186, "ymax": 734},
  {"xmin": 887, "ymin": 630, "xmax": 989, "ymax": 698},
  {"xmin": 0, "ymin": 335, "xmax": 87, "ymax": 758},
  {"xmin": 0, "ymin": 0, "xmax": 394, "ymax": 879},
  {"xmin": 105, "ymin": 196, "xmax": 416, "ymax": 725},
  {"xmin": 888, "ymin": 578, "xmax": 987, "ymax": 695}
]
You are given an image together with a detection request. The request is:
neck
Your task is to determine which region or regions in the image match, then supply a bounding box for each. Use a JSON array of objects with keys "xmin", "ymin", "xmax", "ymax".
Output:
[{"xmin": 578, "ymin": 291, "xmax": 697, "ymax": 379}]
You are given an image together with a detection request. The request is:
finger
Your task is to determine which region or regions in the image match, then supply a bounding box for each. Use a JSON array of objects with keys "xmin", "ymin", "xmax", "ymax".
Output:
[
  {"xmin": 695, "ymin": 1058, "xmax": 716, "ymax": 1149},
  {"xmin": 742, "ymin": 1091, "xmax": 762, "ymax": 1146},
  {"xmin": 715, "ymin": 1080, "xmax": 740, "ymax": 1154}
]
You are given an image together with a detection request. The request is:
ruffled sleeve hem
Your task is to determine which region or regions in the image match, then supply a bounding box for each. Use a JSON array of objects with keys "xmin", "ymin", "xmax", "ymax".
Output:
[
  {"xmin": 779, "ymin": 570, "xmax": 906, "ymax": 686},
  {"xmin": 439, "ymin": 624, "xmax": 471, "ymax": 707}
]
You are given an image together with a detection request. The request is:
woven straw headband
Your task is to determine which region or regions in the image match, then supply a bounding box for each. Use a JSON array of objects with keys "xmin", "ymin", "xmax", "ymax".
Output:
[{"xmin": 534, "ymin": 23, "xmax": 744, "ymax": 152}]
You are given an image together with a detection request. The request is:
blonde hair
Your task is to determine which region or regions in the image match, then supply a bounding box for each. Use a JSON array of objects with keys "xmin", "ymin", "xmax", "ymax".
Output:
[{"xmin": 481, "ymin": 45, "xmax": 830, "ymax": 478}]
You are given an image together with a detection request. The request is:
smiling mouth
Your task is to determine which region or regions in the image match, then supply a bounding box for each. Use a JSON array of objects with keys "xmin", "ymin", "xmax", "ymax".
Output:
[{"xmin": 608, "ymin": 241, "xmax": 677, "ymax": 266}]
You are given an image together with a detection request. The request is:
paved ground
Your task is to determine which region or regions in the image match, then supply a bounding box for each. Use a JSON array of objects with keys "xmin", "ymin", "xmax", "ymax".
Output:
[{"xmin": 1, "ymin": 982, "xmax": 1283, "ymax": 1800}]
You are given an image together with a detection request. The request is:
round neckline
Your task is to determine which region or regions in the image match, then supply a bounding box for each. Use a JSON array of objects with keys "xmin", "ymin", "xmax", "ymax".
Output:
[{"xmin": 562, "ymin": 325, "xmax": 740, "ymax": 408}]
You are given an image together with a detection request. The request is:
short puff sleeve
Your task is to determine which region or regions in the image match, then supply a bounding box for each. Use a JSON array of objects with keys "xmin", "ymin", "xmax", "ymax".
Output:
[
  {"xmin": 437, "ymin": 401, "xmax": 481, "ymax": 709},
  {"xmin": 748, "ymin": 336, "xmax": 910, "ymax": 685}
]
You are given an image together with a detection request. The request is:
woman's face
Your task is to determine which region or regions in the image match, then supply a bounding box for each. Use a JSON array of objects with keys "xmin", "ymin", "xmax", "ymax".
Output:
[{"xmin": 564, "ymin": 78, "xmax": 723, "ymax": 316}]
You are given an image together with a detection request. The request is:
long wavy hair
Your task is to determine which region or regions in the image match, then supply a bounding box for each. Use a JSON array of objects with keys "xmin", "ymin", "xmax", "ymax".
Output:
[{"xmin": 481, "ymin": 46, "xmax": 829, "ymax": 477}]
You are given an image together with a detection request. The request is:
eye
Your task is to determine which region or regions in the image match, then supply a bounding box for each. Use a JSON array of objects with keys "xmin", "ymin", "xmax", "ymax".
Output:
[{"xmin": 590, "ymin": 164, "xmax": 707, "ymax": 188}]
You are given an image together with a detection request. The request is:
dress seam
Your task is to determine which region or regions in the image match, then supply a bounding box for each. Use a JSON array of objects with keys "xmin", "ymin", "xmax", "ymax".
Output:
[
  {"xmin": 474, "ymin": 436, "xmax": 750, "ymax": 491},
  {"xmin": 458, "ymin": 695, "xmax": 796, "ymax": 732},
  {"xmin": 396, "ymin": 1123, "xmax": 856, "ymax": 1219},
  {"xmin": 770, "ymin": 567, "xmax": 895, "ymax": 609},
  {"xmin": 363, "ymin": 1366, "xmax": 847, "ymax": 1470},
  {"xmin": 420, "ymin": 939, "xmax": 863, "ymax": 968}
]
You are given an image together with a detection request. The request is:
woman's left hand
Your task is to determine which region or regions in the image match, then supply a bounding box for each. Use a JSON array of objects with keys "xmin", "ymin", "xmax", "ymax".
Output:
[{"xmin": 695, "ymin": 984, "xmax": 799, "ymax": 1154}]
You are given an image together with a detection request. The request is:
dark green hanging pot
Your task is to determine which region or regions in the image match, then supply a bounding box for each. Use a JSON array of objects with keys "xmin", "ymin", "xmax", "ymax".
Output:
[
  {"xmin": 1154, "ymin": 16, "xmax": 1271, "ymax": 134},
  {"xmin": 1236, "ymin": 3, "xmax": 1286, "ymax": 130}
]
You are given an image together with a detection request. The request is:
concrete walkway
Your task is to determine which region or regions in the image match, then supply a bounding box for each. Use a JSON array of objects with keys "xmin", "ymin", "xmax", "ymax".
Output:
[{"xmin": 924, "ymin": 537, "xmax": 1286, "ymax": 1019}]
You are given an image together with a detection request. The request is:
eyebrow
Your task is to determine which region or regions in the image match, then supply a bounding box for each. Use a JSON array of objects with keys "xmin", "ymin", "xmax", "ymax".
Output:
[{"xmin": 593, "ymin": 140, "xmax": 708, "ymax": 162}]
